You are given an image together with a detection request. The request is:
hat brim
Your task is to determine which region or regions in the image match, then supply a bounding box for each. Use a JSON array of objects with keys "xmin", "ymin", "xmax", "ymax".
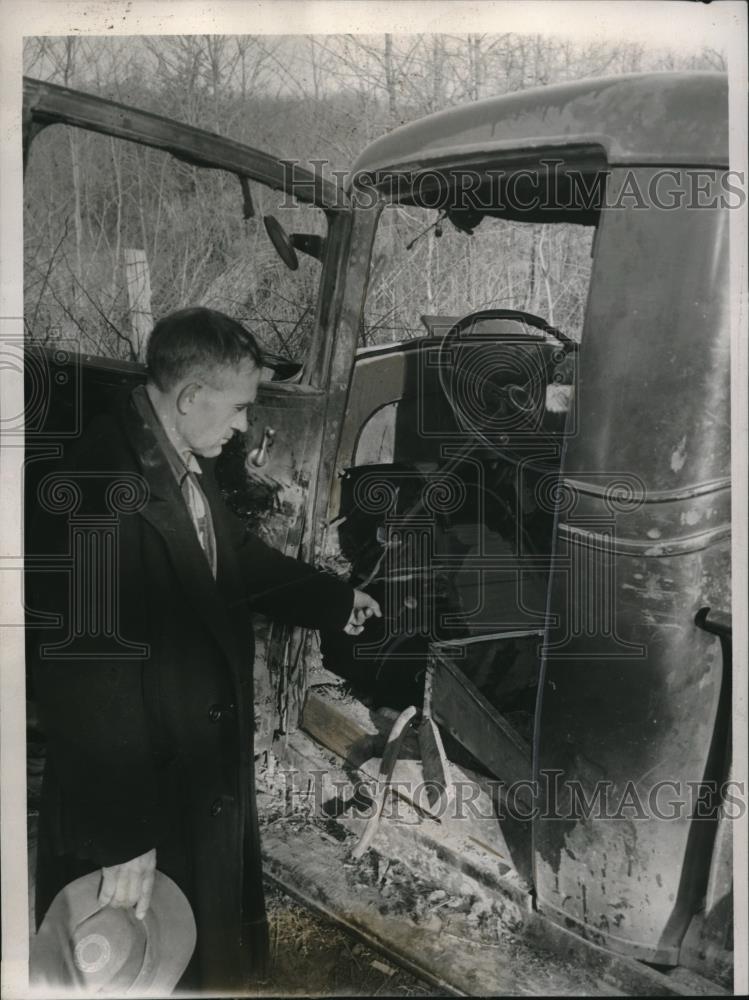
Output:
[
  {"xmin": 260, "ymin": 350, "xmax": 302, "ymax": 381},
  {"xmin": 31, "ymin": 870, "xmax": 196, "ymax": 998},
  {"xmin": 130, "ymin": 871, "xmax": 197, "ymax": 995}
]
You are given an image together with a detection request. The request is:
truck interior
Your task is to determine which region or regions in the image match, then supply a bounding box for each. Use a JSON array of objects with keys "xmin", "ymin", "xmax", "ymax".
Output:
[
  {"xmin": 320, "ymin": 222, "xmax": 590, "ymax": 717},
  {"xmin": 301, "ymin": 167, "xmax": 596, "ymax": 905}
]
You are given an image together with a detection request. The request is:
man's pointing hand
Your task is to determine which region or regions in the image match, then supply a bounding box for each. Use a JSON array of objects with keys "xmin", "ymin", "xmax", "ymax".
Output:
[{"xmin": 343, "ymin": 589, "xmax": 382, "ymax": 635}]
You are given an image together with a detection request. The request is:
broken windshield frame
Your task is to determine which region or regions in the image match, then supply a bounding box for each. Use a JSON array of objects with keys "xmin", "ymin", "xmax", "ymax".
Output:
[
  {"xmin": 23, "ymin": 77, "xmax": 344, "ymax": 209},
  {"xmin": 22, "ymin": 76, "xmax": 350, "ymax": 376}
]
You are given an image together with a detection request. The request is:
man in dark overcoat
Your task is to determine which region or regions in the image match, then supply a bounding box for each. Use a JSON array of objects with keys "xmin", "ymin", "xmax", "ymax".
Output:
[{"xmin": 30, "ymin": 308, "xmax": 380, "ymax": 993}]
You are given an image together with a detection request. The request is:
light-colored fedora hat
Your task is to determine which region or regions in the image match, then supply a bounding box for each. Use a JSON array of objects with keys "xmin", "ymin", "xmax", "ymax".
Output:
[{"xmin": 30, "ymin": 871, "xmax": 196, "ymax": 996}]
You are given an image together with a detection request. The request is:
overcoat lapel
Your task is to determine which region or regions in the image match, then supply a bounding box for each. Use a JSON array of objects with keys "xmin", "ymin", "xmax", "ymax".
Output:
[{"xmin": 117, "ymin": 399, "xmax": 244, "ymax": 679}]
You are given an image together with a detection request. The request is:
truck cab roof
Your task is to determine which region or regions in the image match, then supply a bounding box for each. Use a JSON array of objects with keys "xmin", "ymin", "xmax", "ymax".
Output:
[{"xmin": 351, "ymin": 71, "xmax": 728, "ymax": 182}]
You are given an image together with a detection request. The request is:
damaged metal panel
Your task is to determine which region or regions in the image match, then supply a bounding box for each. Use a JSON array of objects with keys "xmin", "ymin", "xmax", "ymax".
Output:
[
  {"xmin": 426, "ymin": 648, "xmax": 532, "ymax": 797},
  {"xmin": 534, "ymin": 168, "xmax": 731, "ymax": 963},
  {"xmin": 679, "ymin": 800, "xmax": 733, "ymax": 986},
  {"xmin": 221, "ymin": 383, "xmax": 327, "ymax": 548},
  {"xmin": 350, "ymin": 74, "xmax": 728, "ymax": 204},
  {"xmin": 23, "ymin": 76, "xmax": 343, "ymax": 208},
  {"xmin": 218, "ymin": 382, "xmax": 329, "ymax": 746}
]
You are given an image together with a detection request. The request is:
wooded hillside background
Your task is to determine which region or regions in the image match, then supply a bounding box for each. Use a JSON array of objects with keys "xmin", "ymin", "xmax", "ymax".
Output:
[{"xmin": 23, "ymin": 34, "xmax": 725, "ymax": 361}]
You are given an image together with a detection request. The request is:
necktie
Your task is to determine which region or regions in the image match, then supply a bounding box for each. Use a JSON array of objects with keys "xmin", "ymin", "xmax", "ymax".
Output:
[{"xmin": 181, "ymin": 469, "xmax": 217, "ymax": 578}]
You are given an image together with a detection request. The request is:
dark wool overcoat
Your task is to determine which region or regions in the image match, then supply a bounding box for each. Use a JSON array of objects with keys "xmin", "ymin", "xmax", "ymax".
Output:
[{"xmin": 30, "ymin": 390, "xmax": 354, "ymax": 994}]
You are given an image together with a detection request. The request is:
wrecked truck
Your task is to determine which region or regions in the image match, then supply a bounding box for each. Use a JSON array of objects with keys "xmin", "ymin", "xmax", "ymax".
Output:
[{"xmin": 23, "ymin": 70, "xmax": 733, "ymax": 993}]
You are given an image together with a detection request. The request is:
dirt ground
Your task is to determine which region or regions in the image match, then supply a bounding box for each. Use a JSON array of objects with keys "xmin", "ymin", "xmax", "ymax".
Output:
[{"xmin": 255, "ymin": 881, "xmax": 445, "ymax": 998}]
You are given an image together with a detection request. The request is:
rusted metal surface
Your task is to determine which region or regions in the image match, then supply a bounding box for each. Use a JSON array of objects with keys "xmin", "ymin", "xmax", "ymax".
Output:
[
  {"xmin": 534, "ymin": 169, "xmax": 731, "ymax": 963},
  {"xmin": 282, "ymin": 208, "xmax": 379, "ymax": 732},
  {"xmin": 218, "ymin": 382, "xmax": 329, "ymax": 743},
  {"xmin": 223, "ymin": 383, "xmax": 327, "ymax": 547},
  {"xmin": 23, "ymin": 76, "xmax": 344, "ymax": 208},
  {"xmin": 319, "ymin": 75, "xmax": 732, "ymax": 983},
  {"xmin": 679, "ymin": 805, "xmax": 733, "ymax": 987},
  {"xmin": 270, "ymin": 727, "xmax": 712, "ymax": 997},
  {"xmin": 427, "ymin": 649, "xmax": 532, "ymax": 802},
  {"xmin": 350, "ymin": 73, "xmax": 728, "ymax": 182}
]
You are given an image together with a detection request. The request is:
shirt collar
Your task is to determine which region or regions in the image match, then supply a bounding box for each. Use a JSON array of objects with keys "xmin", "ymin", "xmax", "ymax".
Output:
[{"xmin": 131, "ymin": 384, "xmax": 202, "ymax": 485}]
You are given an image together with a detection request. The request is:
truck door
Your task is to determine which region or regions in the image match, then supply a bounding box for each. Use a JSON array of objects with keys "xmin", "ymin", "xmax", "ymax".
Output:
[
  {"xmin": 318, "ymin": 71, "xmax": 731, "ymax": 978},
  {"xmin": 533, "ymin": 166, "xmax": 731, "ymax": 966},
  {"xmin": 22, "ymin": 77, "xmax": 356, "ymax": 748}
]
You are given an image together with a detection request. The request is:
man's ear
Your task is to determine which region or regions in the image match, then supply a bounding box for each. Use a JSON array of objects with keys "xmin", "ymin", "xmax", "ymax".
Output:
[{"xmin": 176, "ymin": 382, "xmax": 202, "ymax": 414}]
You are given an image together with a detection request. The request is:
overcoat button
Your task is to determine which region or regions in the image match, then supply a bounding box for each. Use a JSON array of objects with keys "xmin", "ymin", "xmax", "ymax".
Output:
[
  {"xmin": 208, "ymin": 705, "xmax": 222, "ymax": 723},
  {"xmin": 211, "ymin": 798, "xmax": 223, "ymax": 817}
]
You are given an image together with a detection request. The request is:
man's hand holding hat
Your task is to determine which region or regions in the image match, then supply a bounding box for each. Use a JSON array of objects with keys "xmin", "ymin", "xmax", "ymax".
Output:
[
  {"xmin": 99, "ymin": 847, "xmax": 157, "ymax": 920},
  {"xmin": 31, "ymin": 867, "xmax": 196, "ymax": 993}
]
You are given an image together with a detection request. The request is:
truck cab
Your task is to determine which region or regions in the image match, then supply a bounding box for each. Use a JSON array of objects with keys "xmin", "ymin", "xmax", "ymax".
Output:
[{"xmin": 23, "ymin": 70, "xmax": 732, "ymax": 989}]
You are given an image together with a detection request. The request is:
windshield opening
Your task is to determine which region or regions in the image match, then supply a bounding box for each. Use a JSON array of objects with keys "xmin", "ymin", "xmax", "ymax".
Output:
[
  {"xmin": 24, "ymin": 125, "xmax": 326, "ymax": 367},
  {"xmin": 361, "ymin": 204, "xmax": 593, "ymax": 347}
]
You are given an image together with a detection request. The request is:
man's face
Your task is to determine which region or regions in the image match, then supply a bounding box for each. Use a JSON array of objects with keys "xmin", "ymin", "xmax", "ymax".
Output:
[{"xmin": 178, "ymin": 360, "xmax": 262, "ymax": 457}]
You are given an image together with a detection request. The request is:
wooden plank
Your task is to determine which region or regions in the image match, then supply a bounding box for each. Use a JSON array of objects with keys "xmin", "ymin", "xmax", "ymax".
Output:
[
  {"xmin": 301, "ymin": 691, "xmax": 448, "ymax": 824},
  {"xmin": 300, "ymin": 690, "xmax": 516, "ymax": 866},
  {"xmin": 300, "ymin": 689, "xmax": 381, "ymax": 766},
  {"xmin": 262, "ymin": 822, "xmax": 464, "ymax": 997},
  {"xmin": 281, "ymin": 728, "xmax": 527, "ymax": 907},
  {"xmin": 301, "ymin": 687, "xmax": 537, "ymax": 878},
  {"xmin": 428, "ymin": 650, "xmax": 532, "ymax": 798},
  {"xmin": 261, "ymin": 816, "xmax": 687, "ymax": 998}
]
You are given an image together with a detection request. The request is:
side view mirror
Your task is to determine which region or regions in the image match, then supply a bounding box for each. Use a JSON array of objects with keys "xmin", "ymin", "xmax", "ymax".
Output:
[
  {"xmin": 264, "ymin": 215, "xmax": 326, "ymax": 269},
  {"xmin": 263, "ymin": 215, "xmax": 298, "ymax": 270}
]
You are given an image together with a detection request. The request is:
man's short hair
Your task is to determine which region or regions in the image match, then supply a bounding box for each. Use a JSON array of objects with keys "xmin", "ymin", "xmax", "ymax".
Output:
[{"xmin": 146, "ymin": 307, "xmax": 264, "ymax": 390}]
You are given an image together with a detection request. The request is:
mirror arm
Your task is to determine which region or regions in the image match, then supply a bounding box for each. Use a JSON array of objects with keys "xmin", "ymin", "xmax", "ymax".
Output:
[
  {"xmin": 238, "ymin": 175, "xmax": 255, "ymax": 220},
  {"xmin": 290, "ymin": 233, "xmax": 326, "ymax": 261}
]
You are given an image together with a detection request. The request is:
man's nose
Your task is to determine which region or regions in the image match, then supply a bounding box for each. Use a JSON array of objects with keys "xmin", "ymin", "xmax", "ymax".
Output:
[{"xmin": 230, "ymin": 410, "xmax": 249, "ymax": 433}]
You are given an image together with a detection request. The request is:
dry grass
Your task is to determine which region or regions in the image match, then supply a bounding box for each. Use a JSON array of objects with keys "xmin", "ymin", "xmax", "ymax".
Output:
[{"xmin": 259, "ymin": 881, "xmax": 444, "ymax": 997}]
